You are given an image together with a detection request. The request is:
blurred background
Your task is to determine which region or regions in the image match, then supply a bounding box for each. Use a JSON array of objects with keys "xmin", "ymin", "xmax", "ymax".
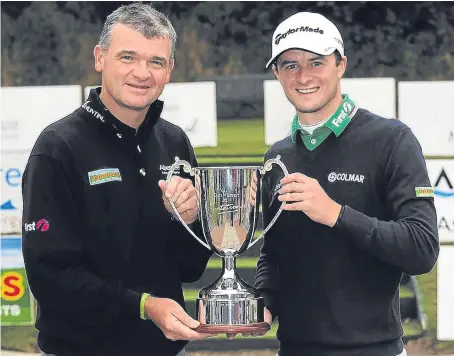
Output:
[{"xmin": 1, "ymin": 1, "xmax": 454, "ymax": 355}]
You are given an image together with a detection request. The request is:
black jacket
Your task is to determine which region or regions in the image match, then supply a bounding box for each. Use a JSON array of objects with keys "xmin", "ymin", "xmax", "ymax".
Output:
[
  {"xmin": 255, "ymin": 109, "xmax": 439, "ymax": 356},
  {"xmin": 22, "ymin": 88, "xmax": 212, "ymax": 356}
]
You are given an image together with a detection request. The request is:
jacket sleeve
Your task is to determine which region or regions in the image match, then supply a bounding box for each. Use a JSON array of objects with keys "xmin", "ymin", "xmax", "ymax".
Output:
[
  {"xmin": 169, "ymin": 132, "xmax": 212, "ymax": 283},
  {"xmin": 336, "ymin": 128, "xmax": 439, "ymax": 276},
  {"xmin": 22, "ymin": 136, "xmax": 141, "ymax": 326},
  {"xmin": 254, "ymin": 162, "xmax": 280, "ymax": 317}
]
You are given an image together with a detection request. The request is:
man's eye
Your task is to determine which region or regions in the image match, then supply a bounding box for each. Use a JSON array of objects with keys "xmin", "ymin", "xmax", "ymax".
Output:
[
  {"xmin": 284, "ymin": 64, "xmax": 297, "ymax": 70},
  {"xmin": 311, "ymin": 61, "xmax": 323, "ymax": 67},
  {"xmin": 122, "ymin": 56, "xmax": 133, "ymax": 60},
  {"xmin": 151, "ymin": 60, "xmax": 164, "ymax": 67}
]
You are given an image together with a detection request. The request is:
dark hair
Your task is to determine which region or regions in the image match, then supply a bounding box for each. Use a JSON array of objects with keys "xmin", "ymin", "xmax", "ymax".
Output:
[
  {"xmin": 273, "ymin": 49, "xmax": 343, "ymax": 70},
  {"xmin": 98, "ymin": 3, "xmax": 177, "ymax": 60},
  {"xmin": 334, "ymin": 50, "xmax": 342, "ymax": 66}
]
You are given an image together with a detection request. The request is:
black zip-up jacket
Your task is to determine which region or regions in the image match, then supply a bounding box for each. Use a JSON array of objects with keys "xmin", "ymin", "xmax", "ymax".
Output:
[
  {"xmin": 22, "ymin": 88, "xmax": 212, "ymax": 356},
  {"xmin": 254, "ymin": 109, "xmax": 439, "ymax": 356}
]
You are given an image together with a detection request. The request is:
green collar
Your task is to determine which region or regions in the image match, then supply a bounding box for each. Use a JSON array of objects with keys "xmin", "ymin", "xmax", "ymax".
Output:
[{"xmin": 291, "ymin": 94, "xmax": 357, "ymax": 151}]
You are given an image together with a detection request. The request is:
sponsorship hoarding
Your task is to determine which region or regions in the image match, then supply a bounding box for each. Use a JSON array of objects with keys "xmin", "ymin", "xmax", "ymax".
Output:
[
  {"xmin": 426, "ymin": 160, "xmax": 454, "ymax": 243},
  {"xmin": 1, "ymin": 86, "xmax": 82, "ymax": 152},
  {"xmin": 1, "ymin": 152, "xmax": 29, "ymax": 234},
  {"xmin": 399, "ymin": 81, "xmax": 454, "ymax": 156},
  {"xmin": 1, "ymin": 236, "xmax": 35, "ymax": 325}
]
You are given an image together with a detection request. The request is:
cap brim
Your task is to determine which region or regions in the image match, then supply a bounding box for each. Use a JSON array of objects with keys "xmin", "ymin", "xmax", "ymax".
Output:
[{"xmin": 266, "ymin": 43, "xmax": 340, "ymax": 68}]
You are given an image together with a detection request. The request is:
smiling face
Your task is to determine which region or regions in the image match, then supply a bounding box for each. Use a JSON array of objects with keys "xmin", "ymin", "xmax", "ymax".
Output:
[
  {"xmin": 273, "ymin": 49, "xmax": 347, "ymax": 120},
  {"xmin": 94, "ymin": 23, "xmax": 174, "ymax": 114}
]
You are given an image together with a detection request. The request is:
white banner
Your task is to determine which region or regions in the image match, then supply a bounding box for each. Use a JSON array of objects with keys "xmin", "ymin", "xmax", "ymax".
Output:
[
  {"xmin": 1, "ymin": 152, "xmax": 30, "ymax": 234},
  {"xmin": 1, "ymin": 86, "xmax": 82, "ymax": 152},
  {"xmin": 85, "ymin": 83, "xmax": 218, "ymax": 148},
  {"xmin": 437, "ymin": 245, "xmax": 454, "ymax": 340},
  {"xmin": 398, "ymin": 81, "xmax": 454, "ymax": 156},
  {"xmin": 264, "ymin": 78, "xmax": 396, "ymax": 145},
  {"xmin": 426, "ymin": 160, "xmax": 454, "ymax": 243}
]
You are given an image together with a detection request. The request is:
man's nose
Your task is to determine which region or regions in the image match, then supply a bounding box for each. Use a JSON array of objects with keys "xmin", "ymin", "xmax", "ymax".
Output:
[
  {"xmin": 132, "ymin": 61, "xmax": 152, "ymax": 81},
  {"xmin": 296, "ymin": 66, "xmax": 313, "ymax": 84}
]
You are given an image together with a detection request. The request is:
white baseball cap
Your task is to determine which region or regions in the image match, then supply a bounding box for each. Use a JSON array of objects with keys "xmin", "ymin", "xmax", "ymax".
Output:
[{"xmin": 266, "ymin": 12, "xmax": 344, "ymax": 68}]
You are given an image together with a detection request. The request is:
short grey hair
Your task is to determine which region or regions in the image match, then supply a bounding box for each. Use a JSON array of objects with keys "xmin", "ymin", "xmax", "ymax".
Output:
[{"xmin": 98, "ymin": 3, "xmax": 177, "ymax": 60}]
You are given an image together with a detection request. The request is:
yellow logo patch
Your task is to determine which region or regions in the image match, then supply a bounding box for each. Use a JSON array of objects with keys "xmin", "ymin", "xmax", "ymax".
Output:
[
  {"xmin": 88, "ymin": 168, "xmax": 122, "ymax": 185},
  {"xmin": 415, "ymin": 187, "xmax": 434, "ymax": 198}
]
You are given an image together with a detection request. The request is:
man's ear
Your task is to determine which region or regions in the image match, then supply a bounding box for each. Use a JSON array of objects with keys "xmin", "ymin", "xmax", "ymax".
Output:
[
  {"xmin": 94, "ymin": 45, "xmax": 105, "ymax": 73},
  {"xmin": 166, "ymin": 58, "xmax": 175, "ymax": 84},
  {"xmin": 272, "ymin": 64, "xmax": 280, "ymax": 81},
  {"xmin": 337, "ymin": 55, "xmax": 347, "ymax": 79}
]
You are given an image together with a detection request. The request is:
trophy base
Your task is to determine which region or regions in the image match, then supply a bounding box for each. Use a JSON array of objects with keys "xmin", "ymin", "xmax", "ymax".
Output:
[
  {"xmin": 196, "ymin": 295, "xmax": 266, "ymax": 328},
  {"xmin": 195, "ymin": 322, "xmax": 270, "ymax": 334}
]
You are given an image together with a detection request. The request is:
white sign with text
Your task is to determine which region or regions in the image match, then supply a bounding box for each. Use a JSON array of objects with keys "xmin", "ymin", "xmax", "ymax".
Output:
[
  {"xmin": 1, "ymin": 152, "xmax": 30, "ymax": 234},
  {"xmin": 426, "ymin": 160, "xmax": 454, "ymax": 243},
  {"xmin": 399, "ymin": 81, "xmax": 454, "ymax": 156},
  {"xmin": 1, "ymin": 86, "xmax": 82, "ymax": 152}
]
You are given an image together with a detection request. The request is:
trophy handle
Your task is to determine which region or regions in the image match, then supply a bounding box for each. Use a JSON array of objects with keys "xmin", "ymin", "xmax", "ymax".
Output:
[
  {"xmin": 166, "ymin": 156, "xmax": 211, "ymax": 250},
  {"xmin": 247, "ymin": 155, "xmax": 289, "ymax": 249}
]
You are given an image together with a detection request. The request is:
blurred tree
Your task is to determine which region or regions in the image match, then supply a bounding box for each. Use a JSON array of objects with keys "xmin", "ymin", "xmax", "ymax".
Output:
[
  {"xmin": 1, "ymin": 11, "xmax": 19, "ymax": 86},
  {"xmin": 1, "ymin": 1, "xmax": 453, "ymax": 85},
  {"xmin": 1, "ymin": 2, "xmax": 102, "ymax": 86}
]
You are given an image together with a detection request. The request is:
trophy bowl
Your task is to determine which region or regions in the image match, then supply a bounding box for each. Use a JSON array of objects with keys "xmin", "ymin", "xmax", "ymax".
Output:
[{"xmin": 166, "ymin": 156, "xmax": 288, "ymax": 334}]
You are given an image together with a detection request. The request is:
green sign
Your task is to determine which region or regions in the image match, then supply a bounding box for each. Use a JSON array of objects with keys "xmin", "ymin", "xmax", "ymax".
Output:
[
  {"xmin": 1, "ymin": 267, "xmax": 35, "ymax": 325},
  {"xmin": 1, "ymin": 235, "xmax": 36, "ymax": 326}
]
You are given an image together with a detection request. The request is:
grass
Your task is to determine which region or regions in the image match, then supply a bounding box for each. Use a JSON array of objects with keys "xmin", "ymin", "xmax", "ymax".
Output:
[
  {"xmin": 198, "ymin": 156, "xmax": 263, "ymax": 164},
  {"xmin": 403, "ymin": 319, "xmax": 423, "ymax": 337},
  {"xmin": 207, "ymin": 257, "xmax": 259, "ymax": 269},
  {"xmin": 1, "ymin": 326, "xmax": 38, "ymax": 352},
  {"xmin": 194, "ymin": 119, "xmax": 269, "ymax": 162},
  {"xmin": 417, "ymin": 264, "xmax": 454, "ymax": 353},
  {"xmin": 400, "ymin": 284, "xmax": 415, "ymax": 299}
]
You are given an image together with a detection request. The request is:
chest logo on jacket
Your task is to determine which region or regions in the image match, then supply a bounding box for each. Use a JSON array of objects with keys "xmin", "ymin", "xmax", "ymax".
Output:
[
  {"xmin": 159, "ymin": 164, "xmax": 180, "ymax": 176},
  {"xmin": 88, "ymin": 168, "xmax": 122, "ymax": 185},
  {"xmin": 328, "ymin": 172, "xmax": 365, "ymax": 184}
]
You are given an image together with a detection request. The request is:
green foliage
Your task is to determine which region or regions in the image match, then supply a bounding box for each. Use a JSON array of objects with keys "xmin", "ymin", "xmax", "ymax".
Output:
[{"xmin": 1, "ymin": 2, "xmax": 102, "ymax": 86}]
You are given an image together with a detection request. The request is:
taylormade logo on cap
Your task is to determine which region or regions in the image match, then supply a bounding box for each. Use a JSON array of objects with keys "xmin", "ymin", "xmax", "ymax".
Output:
[
  {"xmin": 266, "ymin": 12, "xmax": 344, "ymax": 68},
  {"xmin": 275, "ymin": 26, "xmax": 324, "ymax": 45}
]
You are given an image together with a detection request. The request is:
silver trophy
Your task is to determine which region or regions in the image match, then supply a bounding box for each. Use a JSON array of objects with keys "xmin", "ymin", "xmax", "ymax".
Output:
[{"xmin": 166, "ymin": 155, "xmax": 288, "ymax": 334}]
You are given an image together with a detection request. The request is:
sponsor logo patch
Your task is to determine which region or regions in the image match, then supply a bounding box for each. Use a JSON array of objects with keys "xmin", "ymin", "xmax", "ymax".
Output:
[
  {"xmin": 24, "ymin": 219, "xmax": 50, "ymax": 232},
  {"xmin": 415, "ymin": 187, "xmax": 434, "ymax": 198},
  {"xmin": 88, "ymin": 168, "xmax": 122, "ymax": 185},
  {"xmin": 275, "ymin": 26, "xmax": 324, "ymax": 45},
  {"xmin": 159, "ymin": 164, "xmax": 180, "ymax": 176},
  {"xmin": 328, "ymin": 172, "xmax": 365, "ymax": 183}
]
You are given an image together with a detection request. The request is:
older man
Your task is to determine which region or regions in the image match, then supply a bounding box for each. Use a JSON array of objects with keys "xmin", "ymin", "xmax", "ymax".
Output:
[{"xmin": 22, "ymin": 3, "xmax": 212, "ymax": 355}]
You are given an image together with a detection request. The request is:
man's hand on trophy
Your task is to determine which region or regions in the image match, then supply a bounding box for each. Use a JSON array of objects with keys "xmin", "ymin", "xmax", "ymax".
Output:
[
  {"xmin": 145, "ymin": 296, "xmax": 213, "ymax": 341},
  {"xmin": 278, "ymin": 173, "xmax": 342, "ymax": 227},
  {"xmin": 158, "ymin": 176, "xmax": 199, "ymax": 224},
  {"xmin": 226, "ymin": 307, "xmax": 273, "ymax": 340}
]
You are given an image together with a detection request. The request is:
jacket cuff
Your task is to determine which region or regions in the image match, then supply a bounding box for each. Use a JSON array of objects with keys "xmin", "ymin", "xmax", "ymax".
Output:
[
  {"xmin": 335, "ymin": 205, "xmax": 374, "ymax": 249},
  {"xmin": 122, "ymin": 289, "xmax": 142, "ymax": 318},
  {"xmin": 258, "ymin": 288, "xmax": 276, "ymax": 317}
]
